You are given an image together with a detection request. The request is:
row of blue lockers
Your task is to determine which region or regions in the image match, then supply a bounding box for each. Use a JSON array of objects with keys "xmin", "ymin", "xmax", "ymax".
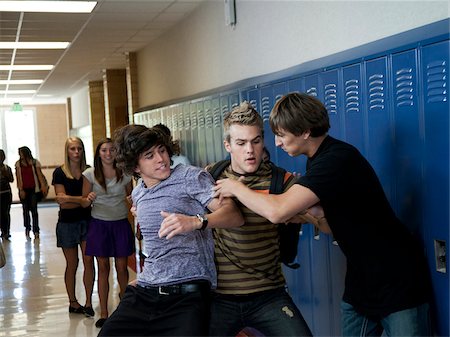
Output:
[{"xmin": 134, "ymin": 29, "xmax": 449, "ymax": 336}]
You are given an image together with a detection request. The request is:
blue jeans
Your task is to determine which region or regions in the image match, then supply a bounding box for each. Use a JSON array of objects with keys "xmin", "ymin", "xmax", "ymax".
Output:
[
  {"xmin": 209, "ymin": 287, "xmax": 312, "ymax": 337},
  {"xmin": 341, "ymin": 301, "xmax": 432, "ymax": 336}
]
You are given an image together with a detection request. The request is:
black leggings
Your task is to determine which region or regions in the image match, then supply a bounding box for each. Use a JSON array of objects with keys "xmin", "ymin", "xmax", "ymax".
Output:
[{"xmin": 21, "ymin": 188, "xmax": 39, "ymax": 233}]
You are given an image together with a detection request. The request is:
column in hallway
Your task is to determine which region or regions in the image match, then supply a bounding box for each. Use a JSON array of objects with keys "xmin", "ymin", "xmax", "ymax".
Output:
[
  {"xmin": 88, "ymin": 80, "xmax": 106, "ymax": 151},
  {"xmin": 125, "ymin": 52, "xmax": 139, "ymax": 124},
  {"xmin": 103, "ymin": 69, "xmax": 128, "ymax": 136}
]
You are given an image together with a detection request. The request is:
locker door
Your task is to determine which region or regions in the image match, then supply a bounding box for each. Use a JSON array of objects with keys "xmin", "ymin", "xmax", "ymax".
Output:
[
  {"xmin": 212, "ymin": 96, "xmax": 223, "ymax": 162},
  {"xmin": 421, "ymin": 39, "xmax": 449, "ymax": 337},
  {"xmin": 306, "ymin": 72, "xmax": 334, "ymax": 336},
  {"xmin": 288, "ymin": 76, "xmax": 304, "ymax": 94},
  {"xmin": 189, "ymin": 102, "xmax": 199, "ymax": 166},
  {"xmin": 365, "ymin": 56, "xmax": 394, "ymax": 203},
  {"xmin": 172, "ymin": 105, "xmax": 181, "ymax": 145},
  {"xmin": 342, "ymin": 64, "xmax": 365, "ymax": 154},
  {"xmin": 203, "ymin": 97, "xmax": 215, "ymax": 166},
  {"xmin": 245, "ymin": 87, "xmax": 259, "ymax": 112},
  {"xmin": 164, "ymin": 107, "xmax": 173, "ymax": 133},
  {"xmin": 197, "ymin": 100, "xmax": 207, "ymax": 168},
  {"xmin": 321, "ymin": 66, "xmax": 347, "ymax": 336},
  {"xmin": 273, "ymin": 81, "xmax": 299, "ymax": 172},
  {"xmin": 391, "ymin": 49, "xmax": 422, "ymax": 230},
  {"xmin": 260, "ymin": 85, "xmax": 277, "ymax": 163},
  {"xmin": 180, "ymin": 104, "xmax": 189, "ymax": 160},
  {"xmin": 320, "ymin": 69, "xmax": 343, "ymax": 140},
  {"xmin": 229, "ymin": 91, "xmax": 240, "ymax": 110}
]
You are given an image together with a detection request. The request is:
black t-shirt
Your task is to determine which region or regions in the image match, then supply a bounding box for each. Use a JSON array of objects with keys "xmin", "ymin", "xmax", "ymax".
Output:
[
  {"xmin": 52, "ymin": 166, "xmax": 91, "ymax": 223},
  {"xmin": 297, "ymin": 136, "xmax": 429, "ymax": 317}
]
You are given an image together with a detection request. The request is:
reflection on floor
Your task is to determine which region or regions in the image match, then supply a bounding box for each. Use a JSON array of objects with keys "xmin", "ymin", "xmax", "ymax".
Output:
[{"xmin": 0, "ymin": 203, "xmax": 136, "ymax": 337}]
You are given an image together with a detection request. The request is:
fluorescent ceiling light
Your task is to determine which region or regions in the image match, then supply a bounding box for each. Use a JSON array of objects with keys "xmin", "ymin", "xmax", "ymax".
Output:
[
  {"xmin": 0, "ymin": 65, "xmax": 53, "ymax": 71},
  {"xmin": 0, "ymin": 1, "xmax": 97, "ymax": 13},
  {"xmin": 0, "ymin": 42, "xmax": 70, "ymax": 49},
  {"xmin": 0, "ymin": 80, "xmax": 43, "ymax": 85},
  {"xmin": 1, "ymin": 90, "xmax": 36, "ymax": 94}
]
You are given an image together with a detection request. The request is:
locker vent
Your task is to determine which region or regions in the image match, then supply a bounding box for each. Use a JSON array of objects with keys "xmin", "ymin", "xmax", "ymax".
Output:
[
  {"xmin": 205, "ymin": 108, "xmax": 213, "ymax": 128},
  {"xmin": 426, "ymin": 60, "xmax": 447, "ymax": 103},
  {"xmin": 249, "ymin": 99, "xmax": 258, "ymax": 111},
  {"xmin": 178, "ymin": 111, "xmax": 184, "ymax": 129},
  {"xmin": 368, "ymin": 74, "xmax": 385, "ymax": 110},
  {"xmin": 261, "ymin": 96, "xmax": 271, "ymax": 122},
  {"xmin": 345, "ymin": 79, "xmax": 360, "ymax": 113},
  {"xmin": 213, "ymin": 106, "xmax": 221, "ymax": 127},
  {"xmin": 221, "ymin": 105, "xmax": 229, "ymax": 118},
  {"xmin": 395, "ymin": 68, "xmax": 414, "ymax": 107},
  {"xmin": 324, "ymin": 83, "xmax": 338, "ymax": 114},
  {"xmin": 191, "ymin": 110, "xmax": 198, "ymax": 129},
  {"xmin": 185, "ymin": 112, "xmax": 192, "ymax": 129},
  {"xmin": 306, "ymin": 86, "xmax": 318, "ymax": 97}
]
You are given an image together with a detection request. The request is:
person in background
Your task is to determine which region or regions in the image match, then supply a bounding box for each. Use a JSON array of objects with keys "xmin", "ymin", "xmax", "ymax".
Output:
[
  {"xmin": 202, "ymin": 102, "xmax": 312, "ymax": 337},
  {"xmin": 0, "ymin": 149, "xmax": 14, "ymax": 240},
  {"xmin": 52, "ymin": 137, "xmax": 95, "ymax": 317},
  {"xmin": 214, "ymin": 92, "xmax": 431, "ymax": 337},
  {"xmin": 153, "ymin": 123, "xmax": 190, "ymax": 168},
  {"xmin": 15, "ymin": 146, "xmax": 46, "ymax": 239},
  {"xmin": 83, "ymin": 138, "xmax": 134, "ymax": 328},
  {"xmin": 97, "ymin": 125, "xmax": 243, "ymax": 336}
]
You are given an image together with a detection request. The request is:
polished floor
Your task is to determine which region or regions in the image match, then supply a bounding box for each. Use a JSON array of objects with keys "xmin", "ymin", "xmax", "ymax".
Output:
[{"xmin": 0, "ymin": 203, "xmax": 136, "ymax": 337}]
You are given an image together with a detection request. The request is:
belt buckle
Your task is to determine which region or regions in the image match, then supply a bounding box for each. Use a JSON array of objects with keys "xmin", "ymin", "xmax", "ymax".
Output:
[{"xmin": 158, "ymin": 286, "xmax": 170, "ymax": 295}]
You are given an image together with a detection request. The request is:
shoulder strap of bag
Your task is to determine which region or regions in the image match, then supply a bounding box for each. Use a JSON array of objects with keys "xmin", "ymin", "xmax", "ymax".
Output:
[{"xmin": 209, "ymin": 159, "xmax": 231, "ymax": 180}]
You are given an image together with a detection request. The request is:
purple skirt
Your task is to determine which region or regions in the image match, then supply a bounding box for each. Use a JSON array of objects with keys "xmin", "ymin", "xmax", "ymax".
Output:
[{"xmin": 85, "ymin": 217, "xmax": 135, "ymax": 257}]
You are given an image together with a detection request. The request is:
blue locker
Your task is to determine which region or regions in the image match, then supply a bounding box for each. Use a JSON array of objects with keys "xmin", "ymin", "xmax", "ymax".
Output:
[
  {"xmin": 285, "ymin": 224, "xmax": 314, "ymax": 332},
  {"xmin": 421, "ymin": 40, "xmax": 449, "ymax": 337},
  {"xmin": 365, "ymin": 56, "xmax": 394, "ymax": 204},
  {"xmin": 240, "ymin": 86, "xmax": 259, "ymax": 111},
  {"xmin": 391, "ymin": 49, "xmax": 422, "ymax": 232},
  {"xmin": 321, "ymin": 68, "xmax": 347, "ymax": 336},
  {"xmin": 287, "ymin": 77, "xmax": 308, "ymax": 176},
  {"xmin": 342, "ymin": 64, "xmax": 365, "ymax": 154},
  {"xmin": 320, "ymin": 69, "xmax": 343, "ymax": 141},
  {"xmin": 260, "ymin": 85, "xmax": 277, "ymax": 163},
  {"xmin": 288, "ymin": 76, "xmax": 304, "ymax": 94},
  {"xmin": 273, "ymin": 81, "xmax": 299, "ymax": 172},
  {"xmin": 305, "ymin": 72, "xmax": 336, "ymax": 336}
]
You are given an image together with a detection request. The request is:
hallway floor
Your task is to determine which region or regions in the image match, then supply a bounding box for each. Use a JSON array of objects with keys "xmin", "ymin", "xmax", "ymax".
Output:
[{"xmin": 0, "ymin": 203, "xmax": 136, "ymax": 337}]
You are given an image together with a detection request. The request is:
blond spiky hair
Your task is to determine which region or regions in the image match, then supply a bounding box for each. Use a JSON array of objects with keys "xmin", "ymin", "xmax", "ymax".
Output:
[{"xmin": 223, "ymin": 101, "xmax": 264, "ymax": 142}]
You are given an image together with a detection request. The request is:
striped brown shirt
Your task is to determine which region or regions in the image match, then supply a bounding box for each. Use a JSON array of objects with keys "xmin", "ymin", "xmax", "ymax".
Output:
[{"xmin": 207, "ymin": 161, "xmax": 296, "ymax": 295}]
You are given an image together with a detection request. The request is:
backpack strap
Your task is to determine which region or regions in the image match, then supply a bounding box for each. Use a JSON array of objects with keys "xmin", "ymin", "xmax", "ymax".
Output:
[{"xmin": 209, "ymin": 159, "xmax": 231, "ymax": 181}]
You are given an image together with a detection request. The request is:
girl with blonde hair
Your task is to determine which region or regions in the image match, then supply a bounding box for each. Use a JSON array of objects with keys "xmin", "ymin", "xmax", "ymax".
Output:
[{"xmin": 52, "ymin": 137, "xmax": 95, "ymax": 316}]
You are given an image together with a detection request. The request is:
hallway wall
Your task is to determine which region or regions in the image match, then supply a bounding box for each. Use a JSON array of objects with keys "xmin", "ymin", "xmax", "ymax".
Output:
[{"xmin": 136, "ymin": 1, "xmax": 449, "ymax": 108}]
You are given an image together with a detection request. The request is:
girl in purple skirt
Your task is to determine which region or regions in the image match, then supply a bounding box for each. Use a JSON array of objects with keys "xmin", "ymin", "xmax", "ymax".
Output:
[{"xmin": 83, "ymin": 138, "xmax": 134, "ymax": 328}]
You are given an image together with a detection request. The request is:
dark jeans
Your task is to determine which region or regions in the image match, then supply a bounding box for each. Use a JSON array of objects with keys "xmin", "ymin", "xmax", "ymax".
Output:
[
  {"xmin": 341, "ymin": 301, "xmax": 432, "ymax": 337},
  {"xmin": 209, "ymin": 287, "xmax": 312, "ymax": 337},
  {"xmin": 98, "ymin": 284, "xmax": 211, "ymax": 336},
  {"xmin": 21, "ymin": 188, "xmax": 39, "ymax": 234},
  {"xmin": 0, "ymin": 191, "xmax": 12, "ymax": 237}
]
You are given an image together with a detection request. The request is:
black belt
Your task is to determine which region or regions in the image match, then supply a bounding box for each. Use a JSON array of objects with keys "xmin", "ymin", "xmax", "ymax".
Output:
[{"xmin": 139, "ymin": 282, "xmax": 208, "ymax": 296}]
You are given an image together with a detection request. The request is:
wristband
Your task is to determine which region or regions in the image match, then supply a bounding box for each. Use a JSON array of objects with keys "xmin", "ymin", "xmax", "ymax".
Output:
[{"xmin": 196, "ymin": 214, "xmax": 208, "ymax": 230}]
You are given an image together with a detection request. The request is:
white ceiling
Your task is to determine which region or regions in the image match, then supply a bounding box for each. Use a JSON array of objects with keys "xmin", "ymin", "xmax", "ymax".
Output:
[{"xmin": 0, "ymin": 0, "xmax": 205, "ymax": 105}]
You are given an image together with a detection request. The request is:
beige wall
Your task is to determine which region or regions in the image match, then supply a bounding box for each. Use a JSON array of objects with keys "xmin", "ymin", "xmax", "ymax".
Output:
[{"xmin": 137, "ymin": 0, "xmax": 449, "ymax": 108}]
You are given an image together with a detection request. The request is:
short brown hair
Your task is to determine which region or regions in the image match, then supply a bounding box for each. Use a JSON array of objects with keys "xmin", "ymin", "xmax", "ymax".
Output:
[
  {"xmin": 223, "ymin": 101, "xmax": 264, "ymax": 142},
  {"xmin": 270, "ymin": 93, "xmax": 330, "ymax": 137}
]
